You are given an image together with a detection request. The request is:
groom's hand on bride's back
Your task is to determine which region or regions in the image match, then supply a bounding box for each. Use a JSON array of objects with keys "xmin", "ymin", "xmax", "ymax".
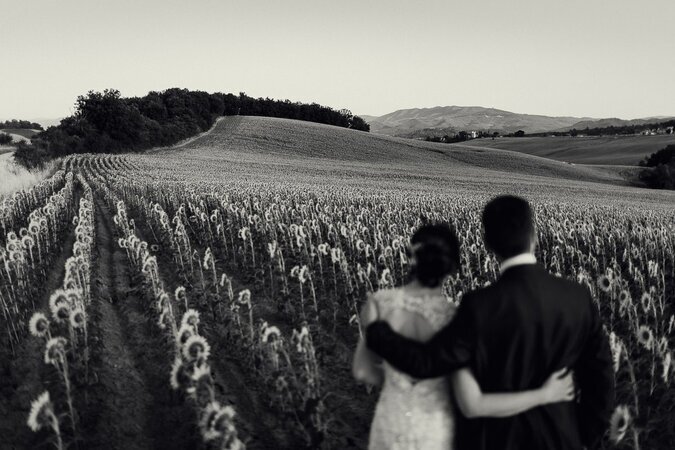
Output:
[
  {"xmin": 361, "ymin": 296, "xmax": 406, "ymax": 362},
  {"xmin": 365, "ymin": 293, "xmax": 476, "ymax": 379},
  {"xmin": 364, "ymin": 319, "xmax": 394, "ymax": 356},
  {"xmin": 363, "ymin": 294, "xmax": 408, "ymax": 359},
  {"xmin": 360, "ymin": 296, "xmax": 390, "ymax": 342}
]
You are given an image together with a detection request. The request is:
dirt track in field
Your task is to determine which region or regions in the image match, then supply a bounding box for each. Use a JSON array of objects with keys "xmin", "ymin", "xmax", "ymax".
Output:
[
  {"xmin": 91, "ymin": 197, "xmax": 298, "ymax": 449},
  {"xmin": 85, "ymin": 199, "xmax": 199, "ymax": 449},
  {"xmin": 131, "ymin": 215, "xmax": 294, "ymax": 450}
]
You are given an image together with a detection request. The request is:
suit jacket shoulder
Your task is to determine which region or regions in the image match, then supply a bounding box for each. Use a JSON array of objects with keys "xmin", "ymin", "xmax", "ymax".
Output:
[{"xmin": 538, "ymin": 269, "xmax": 595, "ymax": 311}]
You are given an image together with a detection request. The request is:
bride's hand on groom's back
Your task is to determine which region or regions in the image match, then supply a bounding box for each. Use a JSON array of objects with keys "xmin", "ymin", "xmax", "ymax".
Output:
[{"xmin": 540, "ymin": 368, "xmax": 575, "ymax": 405}]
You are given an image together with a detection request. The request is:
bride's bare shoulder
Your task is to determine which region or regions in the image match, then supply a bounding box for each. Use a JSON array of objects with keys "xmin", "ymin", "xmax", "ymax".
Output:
[{"xmin": 359, "ymin": 288, "xmax": 397, "ymax": 326}]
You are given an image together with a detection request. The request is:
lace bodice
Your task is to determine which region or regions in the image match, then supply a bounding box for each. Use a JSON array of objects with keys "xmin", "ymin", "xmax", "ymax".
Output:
[
  {"xmin": 371, "ymin": 288, "xmax": 456, "ymax": 331},
  {"xmin": 368, "ymin": 288, "xmax": 457, "ymax": 450}
]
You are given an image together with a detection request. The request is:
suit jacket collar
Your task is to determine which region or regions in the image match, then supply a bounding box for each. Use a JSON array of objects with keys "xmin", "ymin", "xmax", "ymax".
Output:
[{"xmin": 499, "ymin": 253, "xmax": 537, "ymax": 275}]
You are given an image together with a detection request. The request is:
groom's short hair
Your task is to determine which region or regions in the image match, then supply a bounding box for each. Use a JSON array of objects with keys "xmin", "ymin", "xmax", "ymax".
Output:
[{"xmin": 482, "ymin": 195, "xmax": 535, "ymax": 259}]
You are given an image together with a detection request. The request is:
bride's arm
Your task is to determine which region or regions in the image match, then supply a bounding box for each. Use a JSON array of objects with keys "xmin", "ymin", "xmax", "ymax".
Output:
[
  {"xmin": 451, "ymin": 368, "xmax": 574, "ymax": 418},
  {"xmin": 352, "ymin": 298, "xmax": 384, "ymax": 386}
]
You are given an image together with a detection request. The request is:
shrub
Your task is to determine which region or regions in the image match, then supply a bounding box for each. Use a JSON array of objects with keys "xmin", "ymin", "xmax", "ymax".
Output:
[
  {"xmin": 0, "ymin": 133, "xmax": 13, "ymax": 145},
  {"xmin": 639, "ymin": 144, "xmax": 675, "ymax": 167},
  {"xmin": 638, "ymin": 145, "xmax": 675, "ymax": 190}
]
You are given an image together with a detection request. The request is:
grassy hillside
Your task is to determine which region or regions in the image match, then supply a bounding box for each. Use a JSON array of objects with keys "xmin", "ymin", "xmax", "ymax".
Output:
[
  {"xmin": 152, "ymin": 116, "xmax": 675, "ymax": 208},
  {"xmin": 457, "ymin": 135, "xmax": 675, "ymax": 165},
  {"xmin": 0, "ymin": 128, "xmax": 38, "ymax": 152},
  {"xmin": 0, "ymin": 128, "xmax": 40, "ymax": 140},
  {"xmin": 0, "ymin": 152, "xmax": 56, "ymax": 198}
]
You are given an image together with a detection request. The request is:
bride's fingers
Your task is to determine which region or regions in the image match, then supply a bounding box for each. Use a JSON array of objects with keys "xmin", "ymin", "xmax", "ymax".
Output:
[
  {"xmin": 551, "ymin": 367, "xmax": 568, "ymax": 379},
  {"xmin": 557, "ymin": 385, "xmax": 574, "ymax": 401},
  {"xmin": 563, "ymin": 373, "xmax": 574, "ymax": 384}
]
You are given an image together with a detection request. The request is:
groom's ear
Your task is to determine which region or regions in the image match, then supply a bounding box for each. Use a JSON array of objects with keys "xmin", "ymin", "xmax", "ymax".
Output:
[
  {"xmin": 480, "ymin": 226, "xmax": 489, "ymax": 250},
  {"xmin": 481, "ymin": 227, "xmax": 497, "ymax": 258}
]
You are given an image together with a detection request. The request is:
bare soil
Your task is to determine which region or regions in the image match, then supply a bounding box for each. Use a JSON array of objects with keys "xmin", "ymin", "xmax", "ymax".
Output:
[
  {"xmin": 83, "ymin": 199, "xmax": 200, "ymax": 449},
  {"xmin": 131, "ymin": 213, "xmax": 297, "ymax": 450}
]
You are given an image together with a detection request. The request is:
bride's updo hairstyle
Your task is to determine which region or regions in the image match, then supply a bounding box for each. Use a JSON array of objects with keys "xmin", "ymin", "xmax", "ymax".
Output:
[{"xmin": 408, "ymin": 223, "xmax": 461, "ymax": 288}]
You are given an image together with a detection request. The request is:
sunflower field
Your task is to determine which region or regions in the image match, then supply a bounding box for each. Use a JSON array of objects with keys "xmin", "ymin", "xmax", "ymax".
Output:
[{"xmin": 0, "ymin": 148, "xmax": 672, "ymax": 450}]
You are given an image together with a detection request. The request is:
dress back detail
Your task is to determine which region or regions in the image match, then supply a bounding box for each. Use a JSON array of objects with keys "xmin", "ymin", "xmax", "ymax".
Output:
[{"xmin": 368, "ymin": 288, "xmax": 457, "ymax": 450}]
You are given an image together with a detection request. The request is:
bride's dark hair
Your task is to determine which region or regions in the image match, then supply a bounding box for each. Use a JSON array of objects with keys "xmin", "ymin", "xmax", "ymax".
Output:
[{"xmin": 408, "ymin": 223, "xmax": 461, "ymax": 288}]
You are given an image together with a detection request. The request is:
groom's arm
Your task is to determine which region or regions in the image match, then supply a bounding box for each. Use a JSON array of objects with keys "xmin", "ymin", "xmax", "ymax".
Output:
[
  {"xmin": 575, "ymin": 291, "xmax": 615, "ymax": 449},
  {"xmin": 365, "ymin": 294, "xmax": 477, "ymax": 379}
]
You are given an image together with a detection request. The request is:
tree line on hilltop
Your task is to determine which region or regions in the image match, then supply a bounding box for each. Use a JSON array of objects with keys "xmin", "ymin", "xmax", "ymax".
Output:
[
  {"xmin": 526, "ymin": 120, "xmax": 675, "ymax": 138},
  {"xmin": 421, "ymin": 119, "xmax": 675, "ymax": 142},
  {"xmin": 424, "ymin": 130, "xmax": 500, "ymax": 143},
  {"xmin": 15, "ymin": 88, "xmax": 369, "ymax": 167},
  {"xmin": 0, "ymin": 119, "xmax": 43, "ymax": 130}
]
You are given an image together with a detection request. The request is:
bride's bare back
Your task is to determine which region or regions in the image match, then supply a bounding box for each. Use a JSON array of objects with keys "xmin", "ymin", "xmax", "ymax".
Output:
[
  {"xmin": 379, "ymin": 286, "xmax": 454, "ymax": 343},
  {"xmin": 365, "ymin": 286, "xmax": 457, "ymax": 450}
]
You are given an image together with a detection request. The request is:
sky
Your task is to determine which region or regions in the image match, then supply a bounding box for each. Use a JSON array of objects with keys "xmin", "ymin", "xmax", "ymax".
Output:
[{"xmin": 1, "ymin": 0, "xmax": 674, "ymax": 122}]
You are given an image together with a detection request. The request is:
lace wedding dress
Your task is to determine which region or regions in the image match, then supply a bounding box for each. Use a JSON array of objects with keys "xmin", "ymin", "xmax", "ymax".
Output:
[{"xmin": 368, "ymin": 289, "xmax": 457, "ymax": 450}]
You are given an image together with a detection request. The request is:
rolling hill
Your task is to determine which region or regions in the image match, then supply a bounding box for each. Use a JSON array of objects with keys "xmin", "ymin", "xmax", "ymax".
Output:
[
  {"xmin": 363, "ymin": 106, "xmax": 675, "ymax": 138},
  {"xmin": 362, "ymin": 106, "xmax": 592, "ymax": 136},
  {"xmin": 152, "ymin": 116, "xmax": 675, "ymax": 207},
  {"xmin": 456, "ymin": 134, "xmax": 675, "ymax": 166},
  {"xmin": 0, "ymin": 128, "xmax": 39, "ymax": 142}
]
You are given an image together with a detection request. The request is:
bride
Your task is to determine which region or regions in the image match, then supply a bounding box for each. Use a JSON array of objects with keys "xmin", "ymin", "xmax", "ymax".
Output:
[{"xmin": 352, "ymin": 224, "xmax": 574, "ymax": 450}]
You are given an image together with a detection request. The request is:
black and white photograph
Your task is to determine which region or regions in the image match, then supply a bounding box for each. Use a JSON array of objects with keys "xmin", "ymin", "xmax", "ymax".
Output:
[{"xmin": 0, "ymin": 1, "xmax": 673, "ymax": 449}]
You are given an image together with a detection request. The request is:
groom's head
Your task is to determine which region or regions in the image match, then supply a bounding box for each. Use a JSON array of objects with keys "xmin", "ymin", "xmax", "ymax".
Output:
[{"xmin": 482, "ymin": 195, "xmax": 535, "ymax": 261}]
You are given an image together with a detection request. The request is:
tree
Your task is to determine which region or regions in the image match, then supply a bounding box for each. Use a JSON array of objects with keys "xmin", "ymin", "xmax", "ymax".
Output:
[
  {"xmin": 349, "ymin": 115, "xmax": 370, "ymax": 132},
  {"xmin": 0, "ymin": 119, "xmax": 43, "ymax": 130},
  {"xmin": 640, "ymin": 145, "xmax": 675, "ymax": 167},
  {"xmin": 0, "ymin": 133, "xmax": 12, "ymax": 145},
  {"xmin": 639, "ymin": 161, "xmax": 675, "ymax": 190},
  {"xmin": 17, "ymin": 88, "xmax": 371, "ymax": 168},
  {"xmin": 13, "ymin": 141, "xmax": 49, "ymax": 169},
  {"xmin": 514, "ymin": 130, "xmax": 525, "ymax": 137},
  {"xmin": 638, "ymin": 145, "xmax": 675, "ymax": 190}
]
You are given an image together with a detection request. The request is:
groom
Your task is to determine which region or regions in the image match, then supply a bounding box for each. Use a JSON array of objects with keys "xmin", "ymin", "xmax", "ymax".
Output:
[{"xmin": 366, "ymin": 195, "xmax": 615, "ymax": 450}]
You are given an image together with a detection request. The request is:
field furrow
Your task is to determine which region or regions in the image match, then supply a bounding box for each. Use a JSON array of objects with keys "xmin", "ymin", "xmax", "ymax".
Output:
[
  {"xmin": 85, "ymin": 198, "xmax": 199, "ymax": 449},
  {"xmin": 124, "ymin": 202, "xmax": 299, "ymax": 449}
]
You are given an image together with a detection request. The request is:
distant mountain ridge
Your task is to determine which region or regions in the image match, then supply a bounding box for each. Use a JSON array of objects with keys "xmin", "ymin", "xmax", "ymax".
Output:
[
  {"xmin": 557, "ymin": 117, "xmax": 672, "ymax": 131},
  {"xmin": 362, "ymin": 106, "xmax": 674, "ymax": 137}
]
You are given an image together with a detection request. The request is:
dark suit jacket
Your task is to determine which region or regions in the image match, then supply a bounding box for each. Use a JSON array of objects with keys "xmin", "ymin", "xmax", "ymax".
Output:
[{"xmin": 366, "ymin": 264, "xmax": 615, "ymax": 450}]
